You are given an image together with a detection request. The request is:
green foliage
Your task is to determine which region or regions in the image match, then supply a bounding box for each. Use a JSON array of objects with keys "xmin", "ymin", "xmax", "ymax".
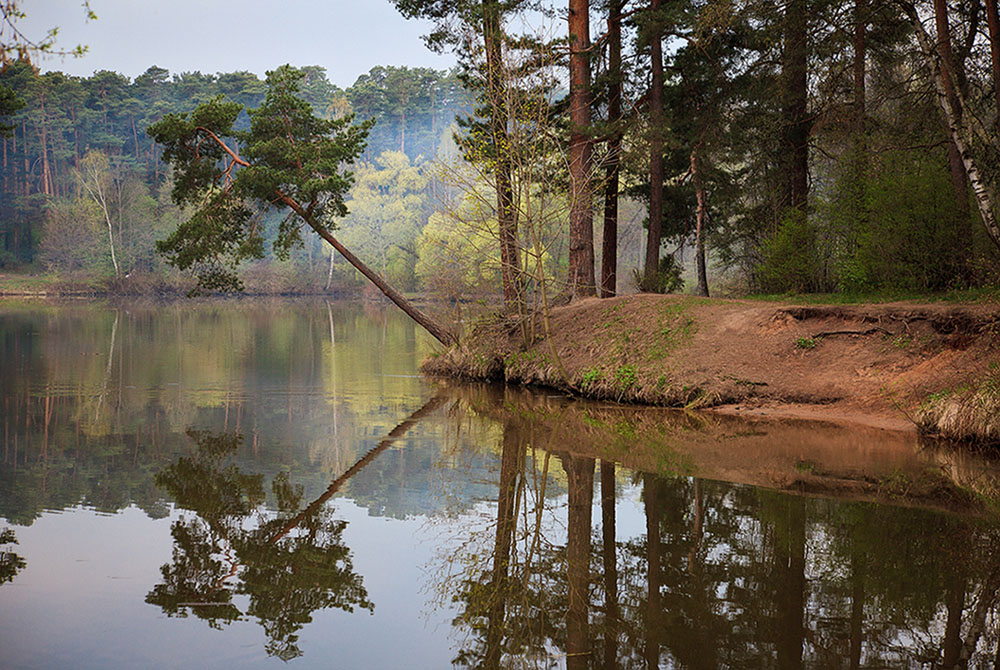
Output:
[
  {"xmin": 338, "ymin": 151, "xmax": 429, "ymax": 290},
  {"xmin": 633, "ymin": 254, "xmax": 685, "ymax": 293},
  {"xmin": 149, "ymin": 429, "xmax": 372, "ymax": 661},
  {"xmin": 0, "ymin": 83, "xmax": 24, "ymax": 137},
  {"xmin": 0, "ymin": 527, "xmax": 26, "ymax": 585},
  {"xmin": 830, "ymin": 152, "xmax": 970, "ymax": 293},
  {"xmin": 614, "ymin": 364, "xmax": 637, "ymax": 390},
  {"xmin": 581, "ymin": 367, "xmax": 602, "ymax": 388},
  {"xmin": 757, "ymin": 209, "xmax": 823, "ymax": 294},
  {"xmin": 416, "ymin": 191, "xmax": 502, "ymax": 298},
  {"xmin": 148, "ymin": 66, "xmax": 373, "ymax": 292},
  {"xmin": 794, "ymin": 336, "xmax": 818, "ymax": 350}
]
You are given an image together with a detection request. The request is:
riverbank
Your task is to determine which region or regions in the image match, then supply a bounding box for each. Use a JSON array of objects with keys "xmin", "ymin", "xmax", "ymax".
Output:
[{"xmin": 423, "ymin": 294, "xmax": 1000, "ymax": 445}]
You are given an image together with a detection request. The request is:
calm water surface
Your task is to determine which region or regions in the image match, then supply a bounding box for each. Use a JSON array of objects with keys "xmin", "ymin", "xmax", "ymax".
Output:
[{"xmin": 1, "ymin": 299, "xmax": 1000, "ymax": 669}]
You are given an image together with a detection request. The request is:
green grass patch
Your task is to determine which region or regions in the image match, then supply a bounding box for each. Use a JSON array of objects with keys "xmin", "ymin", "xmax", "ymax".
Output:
[
  {"xmin": 795, "ymin": 336, "xmax": 819, "ymax": 350},
  {"xmin": 745, "ymin": 287, "xmax": 1000, "ymax": 305},
  {"xmin": 614, "ymin": 364, "xmax": 637, "ymax": 391}
]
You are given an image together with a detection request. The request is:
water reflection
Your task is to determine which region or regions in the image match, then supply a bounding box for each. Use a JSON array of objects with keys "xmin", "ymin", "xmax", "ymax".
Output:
[
  {"xmin": 3, "ymin": 301, "xmax": 1000, "ymax": 668},
  {"xmin": 0, "ymin": 526, "xmax": 25, "ymax": 585},
  {"xmin": 148, "ymin": 429, "xmax": 371, "ymax": 661},
  {"xmin": 436, "ymin": 385, "xmax": 1000, "ymax": 669}
]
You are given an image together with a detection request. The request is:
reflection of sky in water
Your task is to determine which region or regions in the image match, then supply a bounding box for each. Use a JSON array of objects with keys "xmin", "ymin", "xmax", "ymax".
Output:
[
  {"xmin": 3, "ymin": 502, "xmax": 459, "ymax": 669},
  {"xmin": 1, "ymin": 490, "xmax": 651, "ymax": 669}
]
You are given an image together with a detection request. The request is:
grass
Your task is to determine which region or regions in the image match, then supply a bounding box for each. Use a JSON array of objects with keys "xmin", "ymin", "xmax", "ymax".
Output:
[
  {"xmin": 581, "ymin": 367, "xmax": 602, "ymax": 388},
  {"xmin": 745, "ymin": 286, "xmax": 1000, "ymax": 305},
  {"xmin": 795, "ymin": 336, "xmax": 818, "ymax": 350},
  {"xmin": 918, "ymin": 368, "xmax": 1000, "ymax": 444},
  {"xmin": 613, "ymin": 364, "xmax": 637, "ymax": 391}
]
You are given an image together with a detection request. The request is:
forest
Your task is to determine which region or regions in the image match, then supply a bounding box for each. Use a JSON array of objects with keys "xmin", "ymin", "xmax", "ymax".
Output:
[{"xmin": 1, "ymin": 0, "xmax": 999, "ymax": 301}]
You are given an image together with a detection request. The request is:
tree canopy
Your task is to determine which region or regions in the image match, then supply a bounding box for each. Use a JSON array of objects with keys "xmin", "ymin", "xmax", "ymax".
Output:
[{"xmin": 148, "ymin": 65, "xmax": 373, "ymax": 292}]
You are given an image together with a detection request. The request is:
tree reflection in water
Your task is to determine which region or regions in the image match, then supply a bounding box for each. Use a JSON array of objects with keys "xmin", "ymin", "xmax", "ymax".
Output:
[
  {"xmin": 146, "ymin": 430, "xmax": 371, "ymax": 661},
  {"xmin": 435, "ymin": 387, "xmax": 1000, "ymax": 670},
  {"xmin": 0, "ymin": 527, "xmax": 26, "ymax": 585}
]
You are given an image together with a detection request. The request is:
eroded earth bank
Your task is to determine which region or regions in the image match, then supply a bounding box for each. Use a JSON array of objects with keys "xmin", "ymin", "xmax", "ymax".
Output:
[{"xmin": 425, "ymin": 295, "xmax": 1000, "ymax": 445}]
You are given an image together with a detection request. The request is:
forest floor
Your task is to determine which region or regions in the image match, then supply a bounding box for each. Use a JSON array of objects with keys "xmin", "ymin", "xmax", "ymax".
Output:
[{"xmin": 424, "ymin": 293, "xmax": 1000, "ymax": 445}]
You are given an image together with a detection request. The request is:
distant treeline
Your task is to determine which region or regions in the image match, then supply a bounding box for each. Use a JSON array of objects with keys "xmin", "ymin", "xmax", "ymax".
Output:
[{"xmin": 0, "ymin": 62, "xmax": 470, "ymax": 277}]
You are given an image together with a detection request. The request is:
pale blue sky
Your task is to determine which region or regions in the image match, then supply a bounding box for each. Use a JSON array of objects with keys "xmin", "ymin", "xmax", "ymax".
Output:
[{"xmin": 23, "ymin": 0, "xmax": 458, "ymax": 87}]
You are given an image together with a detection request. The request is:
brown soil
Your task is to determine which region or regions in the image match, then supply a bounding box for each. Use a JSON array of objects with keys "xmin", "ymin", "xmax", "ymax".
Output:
[{"xmin": 424, "ymin": 294, "xmax": 1000, "ymax": 442}]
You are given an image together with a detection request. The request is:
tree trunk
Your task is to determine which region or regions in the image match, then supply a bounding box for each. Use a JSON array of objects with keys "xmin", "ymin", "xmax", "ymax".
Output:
[
  {"xmin": 21, "ymin": 121, "xmax": 29, "ymax": 197},
  {"xmin": 568, "ymin": 0, "xmax": 596, "ymax": 297},
  {"xmin": 37, "ymin": 99, "xmax": 51, "ymax": 197},
  {"xmin": 484, "ymin": 425, "xmax": 523, "ymax": 670},
  {"xmin": 782, "ymin": 0, "xmax": 809, "ymax": 213},
  {"xmin": 644, "ymin": 0, "xmax": 665, "ymax": 288},
  {"xmin": 296, "ymin": 207, "xmax": 457, "ymax": 346},
  {"xmin": 483, "ymin": 0, "xmax": 522, "ymax": 309},
  {"xmin": 941, "ymin": 574, "xmax": 966, "ymax": 668},
  {"xmin": 131, "ymin": 116, "xmax": 140, "ymax": 161},
  {"xmin": 267, "ymin": 394, "xmax": 445, "ymax": 544},
  {"xmin": 601, "ymin": 1, "xmax": 623, "ymax": 298},
  {"xmin": 644, "ymin": 475, "xmax": 662, "ymax": 669},
  {"xmin": 565, "ymin": 455, "xmax": 594, "ymax": 670},
  {"xmin": 325, "ymin": 247, "xmax": 336, "ymax": 291},
  {"xmin": 902, "ymin": 1, "xmax": 1000, "ymax": 251},
  {"xmin": 849, "ymin": 554, "xmax": 865, "ymax": 669},
  {"xmin": 987, "ymin": 0, "xmax": 1000, "ymax": 124},
  {"xmin": 690, "ymin": 146, "xmax": 709, "ymax": 297},
  {"xmin": 852, "ymin": 0, "xmax": 869, "ymax": 232},
  {"xmin": 600, "ymin": 461, "xmax": 618, "ymax": 670},
  {"xmin": 934, "ymin": 0, "xmax": 972, "ymax": 270},
  {"xmin": 774, "ymin": 498, "xmax": 806, "ymax": 670}
]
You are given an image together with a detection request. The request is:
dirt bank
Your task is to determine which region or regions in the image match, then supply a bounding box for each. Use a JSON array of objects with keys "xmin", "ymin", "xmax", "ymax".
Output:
[{"xmin": 423, "ymin": 294, "xmax": 1000, "ymax": 444}]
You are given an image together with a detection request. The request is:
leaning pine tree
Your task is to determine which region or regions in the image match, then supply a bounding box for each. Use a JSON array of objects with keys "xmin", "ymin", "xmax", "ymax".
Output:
[{"xmin": 149, "ymin": 65, "xmax": 457, "ymax": 345}]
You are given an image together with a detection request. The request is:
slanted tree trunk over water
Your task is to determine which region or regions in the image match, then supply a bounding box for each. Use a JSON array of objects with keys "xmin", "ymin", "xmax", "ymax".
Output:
[
  {"xmin": 281, "ymin": 195, "xmax": 457, "ymax": 346},
  {"xmin": 148, "ymin": 68, "xmax": 458, "ymax": 347}
]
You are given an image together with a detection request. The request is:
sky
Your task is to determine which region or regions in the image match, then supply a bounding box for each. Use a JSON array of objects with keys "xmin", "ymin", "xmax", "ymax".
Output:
[{"xmin": 21, "ymin": 0, "xmax": 458, "ymax": 88}]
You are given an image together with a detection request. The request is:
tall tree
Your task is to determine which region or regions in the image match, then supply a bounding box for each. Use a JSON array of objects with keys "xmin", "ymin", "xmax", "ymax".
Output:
[
  {"xmin": 987, "ymin": 0, "xmax": 1000, "ymax": 125},
  {"xmin": 600, "ymin": 0, "xmax": 624, "ymax": 298},
  {"xmin": 148, "ymin": 66, "xmax": 456, "ymax": 345},
  {"xmin": 899, "ymin": 0, "xmax": 1000, "ymax": 252},
  {"xmin": 782, "ymin": 0, "xmax": 810, "ymax": 214},
  {"xmin": 390, "ymin": 0, "xmax": 524, "ymax": 309},
  {"xmin": 568, "ymin": 0, "xmax": 596, "ymax": 297},
  {"xmin": 934, "ymin": 0, "xmax": 972, "ymax": 269},
  {"xmin": 644, "ymin": 0, "xmax": 666, "ymax": 289}
]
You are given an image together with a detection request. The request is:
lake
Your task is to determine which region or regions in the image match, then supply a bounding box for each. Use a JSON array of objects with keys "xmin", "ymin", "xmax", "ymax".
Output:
[{"xmin": 1, "ymin": 299, "xmax": 999, "ymax": 669}]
